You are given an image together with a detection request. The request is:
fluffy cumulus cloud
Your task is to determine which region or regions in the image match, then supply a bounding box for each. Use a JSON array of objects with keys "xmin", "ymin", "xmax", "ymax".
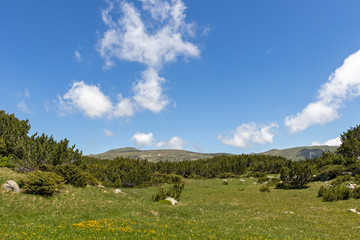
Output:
[
  {"xmin": 157, "ymin": 136, "xmax": 187, "ymax": 149},
  {"xmin": 130, "ymin": 132, "xmax": 186, "ymax": 149},
  {"xmin": 97, "ymin": 0, "xmax": 199, "ymax": 113},
  {"xmin": 130, "ymin": 132, "xmax": 156, "ymax": 148},
  {"xmin": 218, "ymin": 122, "xmax": 278, "ymax": 148},
  {"xmin": 312, "ymin": 137, "xmax": 341, "ymax": 147},
  {"xmin": 285, "ymin": 50, "xmax": 360, "ymax": 133},
  {"xmin": 59, "ymin": 81, "xmax": 114, "ymax": 118},
  {"xmin": 58, "ymin": 81, "xmax": 136, "ymax": 118},
  {"xmin": 60, "ymin": 0, "xmax": 199, "ymax": 119}
]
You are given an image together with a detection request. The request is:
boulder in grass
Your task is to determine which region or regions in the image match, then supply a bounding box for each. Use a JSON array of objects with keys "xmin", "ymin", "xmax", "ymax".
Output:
[
  {"xmin": 347, "ymin": 182, "xmax": 355, "ymax": 190},
  {"xmin": 2, "ymin": 180, "xmax": 20, "ymax": 192},
  {"xmin": 113, "ymin": 189, "xmax": 122, "ymax": 194},
  {"xmin": 165, "ymin": 197, "xmax": 178, "ymax": 205}
]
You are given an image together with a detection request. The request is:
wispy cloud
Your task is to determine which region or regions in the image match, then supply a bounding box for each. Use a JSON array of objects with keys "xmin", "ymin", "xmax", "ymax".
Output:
[
  {"xmin": 312, "ymin": 137, "xmax": 341, "ymax": 146},
  {"xmin": 218, "ymin": 122, "xmax": 278, "ymax": 148},
  {"xmin": 130, "ymin": 132, "xmax": 187, "ymax": 149},
  {"xmin": 285, "ymin": 50, "xmax": 360, "ymax": 133},
  {"xmin": 104, "ymin": 129, "xmax": 115, "ymax": 137},
  {"xmin": 74, "ymin": 50, "xmax": 82, "ymax": 62},
  {"xmin": 17, "ymin": 101, "xmax": 32, "ymax": 114}
]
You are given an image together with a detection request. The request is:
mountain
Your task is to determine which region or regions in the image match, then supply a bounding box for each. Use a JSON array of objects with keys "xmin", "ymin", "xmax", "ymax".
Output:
[
  {"xmin": 259, "ymin": 145, "xmax": 338, "ymax": 161},
  {"xmin": 89, "ymin": 145, "xmax": 338, "ymax": 162},
  {"xmin": 89, "ymin": 147, "xmax": 230, "ymax": 162}
]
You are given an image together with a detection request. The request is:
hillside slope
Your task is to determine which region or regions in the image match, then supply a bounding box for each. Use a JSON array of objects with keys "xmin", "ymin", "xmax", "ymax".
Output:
[
  {"xmin": 89, "ymin": 145, "xmax": 338, "ymax": 162},
  {"xmin": 260, "ymin": 145, "xmax": 338, "ymax": 161},
  {"xmin": 89, "ymin": 147, "xmax": 229, "ymax": 162}
]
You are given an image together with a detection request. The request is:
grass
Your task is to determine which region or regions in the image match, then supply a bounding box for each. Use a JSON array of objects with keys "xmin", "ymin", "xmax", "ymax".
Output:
[{"xmin": 1, "ymin": 168, "xmax": 360, "ymax": 239}]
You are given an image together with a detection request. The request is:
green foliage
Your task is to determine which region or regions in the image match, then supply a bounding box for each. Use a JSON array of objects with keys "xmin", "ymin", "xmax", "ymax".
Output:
[
  {"xmin": 222, "ymin": 180, "xmax": 228, "ymax": 185},
  {"xmin": 257, "ymin": 176, "xmax": 268, "ymax": 184},
  {"xmin": 159, "ymin": 199, "xmax": 172, "ymax": 205},
  {"xmin": 331, "ymin": 175, "xmax": 352, "ymax": 186},
  {"xmin": 151, "ymin": 172, "xmax": 183, "ymax": 185},
  {"xmin": 55, "ymin": 164, "xmax": 91, "ymax": 188},
  {"xmin": 217, "ymin": 172, "xmax": 239, "ymax": 178},
  {"xmin": 266, "ymin": 177, "xmax": 280, "ymax": 187},
  {"xmin": 151, "ymin": 183, "xmax": 185, "ymax": 202},
  {"xmin": 316, "ymin": 165, "xmax": 348, "ymax": 181},
  {"xmin": 279, "ymin": 163, "xmax": 312, "ymax": 189},
  {"xmin": 351, "ymin": 187, "xmax": 360, "ymax": 199},
  {"xmin": 318, "ymin": 184, "xmax": 351, "ymax": 202},
  {"xmin": 259, "ymin": 186, "xmax": 270, "ymax": 193},
  {"xmin": 22, "ymin": 170, "xmax": 64, "ymax": 196},
  {"xmin": 0, "ymin": 111, "xmax": 83, "ymax": 172},
  {"xmin": 151, "ymin": 187, "xmax": 167, "ymax": 202},
  {"xmin": 0, "ymin": 156, "xmax": 13, "ymax": 168},
  {"xmin": 337, "ymin": 125, "xmax": 360, "ymax": 159}
]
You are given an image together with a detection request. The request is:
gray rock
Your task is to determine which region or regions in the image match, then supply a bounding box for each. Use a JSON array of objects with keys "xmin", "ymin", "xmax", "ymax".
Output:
[{"xmin": 2, "ymin": 180, "xmax": 20, "ymax": 192}]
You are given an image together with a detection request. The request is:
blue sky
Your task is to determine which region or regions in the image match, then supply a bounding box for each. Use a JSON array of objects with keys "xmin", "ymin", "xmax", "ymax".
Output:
[{"xmin": 1, "ymin": 0, "xmax": 360, "ymax": 155}]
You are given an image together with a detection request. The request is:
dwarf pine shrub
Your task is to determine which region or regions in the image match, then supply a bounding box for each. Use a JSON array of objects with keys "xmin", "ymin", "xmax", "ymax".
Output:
[
  {"xmin": 152, "ymin": 182, "xmax": 185, "ymax": 202},
  {"xmin": 259, "ymin": 186, "xmax": 270, "ymax": 193},
  {"xmin": 351, "ymin": 187, "xmax": 360, "ymax": 199},
  {"xmin": 22, "ymin": 170, "xmax": 64, "ymax": 196},
  {"xmin": 319, "ymin": 184, "xmax": 351, "ymax": 202}
]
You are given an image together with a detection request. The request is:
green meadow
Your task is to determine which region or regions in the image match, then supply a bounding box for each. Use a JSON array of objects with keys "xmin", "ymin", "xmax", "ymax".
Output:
[{"xmin": 1, "ymin": 168, "xmax": 359, "ymax": 240}]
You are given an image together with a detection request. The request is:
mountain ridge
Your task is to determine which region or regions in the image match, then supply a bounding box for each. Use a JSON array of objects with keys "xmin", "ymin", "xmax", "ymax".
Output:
[{"xmin": 89, "ymin": 145, "xmax": 338, "ymax": 162}]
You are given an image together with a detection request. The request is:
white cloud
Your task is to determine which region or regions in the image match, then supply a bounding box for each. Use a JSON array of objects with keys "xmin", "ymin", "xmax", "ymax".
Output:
[
  {"xmin": 95, "ymin": 0, "xmax": 200, "ymax": 114},
  {"xmin": 17, "ymin": 101, "xmax": 32, "ymax": 114},
  {"xmin": 312, "ymin": 137, "xmax": 341, "ymax": 147},
  {"xmin": 133, "ymin": 68, "xmax": 168, "ymax": 112},
  {"xmin": 74, "ymin": 50, "xmax": 82, "ymax": 62},
  {"xmin": 218, "ymin": 122, "xmax": 278, "ymax": 148},
  {"xmin": 59, "ymin": 0, "xmax": 200, "ymax": 119},
  {"xmin": 98, "ymin": 0, "xmax": 199, "ymax": 69},
  {"xmin": 285, "ymin": 50, "xmax": 360, "ymax": 133},
  {"xmin": 130, "ymin": 132, "xmax": 187, "ymax": 149},
  {"xmin": 24, "ymin": 89, "xmax": 31, "ymax": 97},
  {"xmin": 157, "ymin": 136, "xmax": 187, "ymax": 149},
  {"xmin": 59, "ymin": 81, "xmax": 113, "ymax": 118},
  {"xmin": 130, "ymin": 132, "xmax": 156, "ymax": 148},
  {"xmin": 104, "ymin": 129, "xmax": 115, "ymax": 137}
]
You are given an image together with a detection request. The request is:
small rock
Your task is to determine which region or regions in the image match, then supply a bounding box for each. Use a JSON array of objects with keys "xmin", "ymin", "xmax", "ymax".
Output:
[
  {"xmin": 113, "ymin": 189, "xmax": 122, "ymax": 194},
  {"xmin": 165, "ymin": 197, "xmax": 178, "ymax": 205},
  {"xmin": 284, "ymin": 211, "xmax": 295, "ymax": 214},
  {"xmin": 348, "ymin": 209, "xmax": 357, "ymax": 213},
  {"xmin": 148, "ymin": 210, "xmax": 159, "ymax": 217},
  {"xmin": 347, "ymin": 183, "xmax": 355, "ymax": 190},
  {"xmin": 97, "ymin": 185, "xmax": 105, "ymax": 188},
  {"xmin": 239, "ymin": 179, "xmax": 245, "ymax": 182},
  {"xmin": 2, "ymin": 180, "xmax": 20, "ymax": 192}
]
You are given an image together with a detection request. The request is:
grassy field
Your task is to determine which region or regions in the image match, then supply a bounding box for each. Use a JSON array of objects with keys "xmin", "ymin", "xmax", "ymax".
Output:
[{"xmin": 1, "ymin": 167, "xmax": 360, "ymax": 240}]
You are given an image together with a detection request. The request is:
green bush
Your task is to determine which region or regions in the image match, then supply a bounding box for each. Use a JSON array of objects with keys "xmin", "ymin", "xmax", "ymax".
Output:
[
  {"xmin": 0, "ymin": 156, "xmax": 13, "ymax": 168},
  {"xmin": 55, "ymin": 164, "xmax": 89, "ymax": 188},
  {"xmin": 151, "ymin": 183, "xmax": 185, "ymax": 202},
  {"xmin": 222, "ymin": 180, "xmax": 228, "ymax": 185},
  {"xmin": 257, "ymin": 176, "xmax": 268, "ymax": 184},
  {"xmin": 238, "ymin": 187, "xmax": 245, "ymax": 191},
  {"xmin": 266, "ymin": 177, "xmax": 280, "ymax": 187},
  {"xmin": 259, "ymin": 186, "xmax": 270, "ymax": 193},
  {"xmin": 331, "ymin": 175, "xmax": 352, "ymax": 186},
  {"xmin": 351, "ymin": 187, "xmax": 360, "ymax": 199},
  {"xmin": 167, "ymin": 182, "xmax": 185, "ymax": 201},
  {"xmin": 320, "ymin": 184, "xmax": 351, "ymax": 202},
  {"xmin": 22, "ymin": 171, "xmax": 64, "ymax": 196},
  {"xmin": 217, "ymin": 172, "xmax": 238, "ymax": 179},
  {"xmin": 151, "ymin": 187, "xmax": 167, "ymax": 202}
]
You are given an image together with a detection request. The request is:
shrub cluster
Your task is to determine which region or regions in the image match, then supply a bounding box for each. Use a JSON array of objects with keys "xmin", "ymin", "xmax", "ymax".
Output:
[
  {"xmin": 55, "ymin": 164, "xmax": 95, "ymax": 187},
  {"xmin": 318, "ymin": 184, "xmax": 351, "ymax": 202},
  {"xmin": 22, "ymin": 170, "xmax": 64, "ymax": 196},
  {"xmin": 152, "ymin": 183, "xmax": 185, "ymax": 202},
  {"xmin": 259, "ymin": 186, "xmax": 270, "ymax": 193}
]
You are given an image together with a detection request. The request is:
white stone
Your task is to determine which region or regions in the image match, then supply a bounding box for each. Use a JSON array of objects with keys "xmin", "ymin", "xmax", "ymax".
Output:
[
  {"xmin": 239, "ymin": 179, "xmax": 245, "ymax": 182},
  {"xmin": 348, "ymin": 209, "xmax": 357, "ymax": 213},
  {"xmin": 347, "ymin": 183, "xmax": 355, "ymax": 190},
  {"xmin": 113, "ymin": 189, "xmax": 122, "ymax": 194},
  {"xmin": 165, "ymin": 197, "xmax": 178, "ymax": 205}
]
